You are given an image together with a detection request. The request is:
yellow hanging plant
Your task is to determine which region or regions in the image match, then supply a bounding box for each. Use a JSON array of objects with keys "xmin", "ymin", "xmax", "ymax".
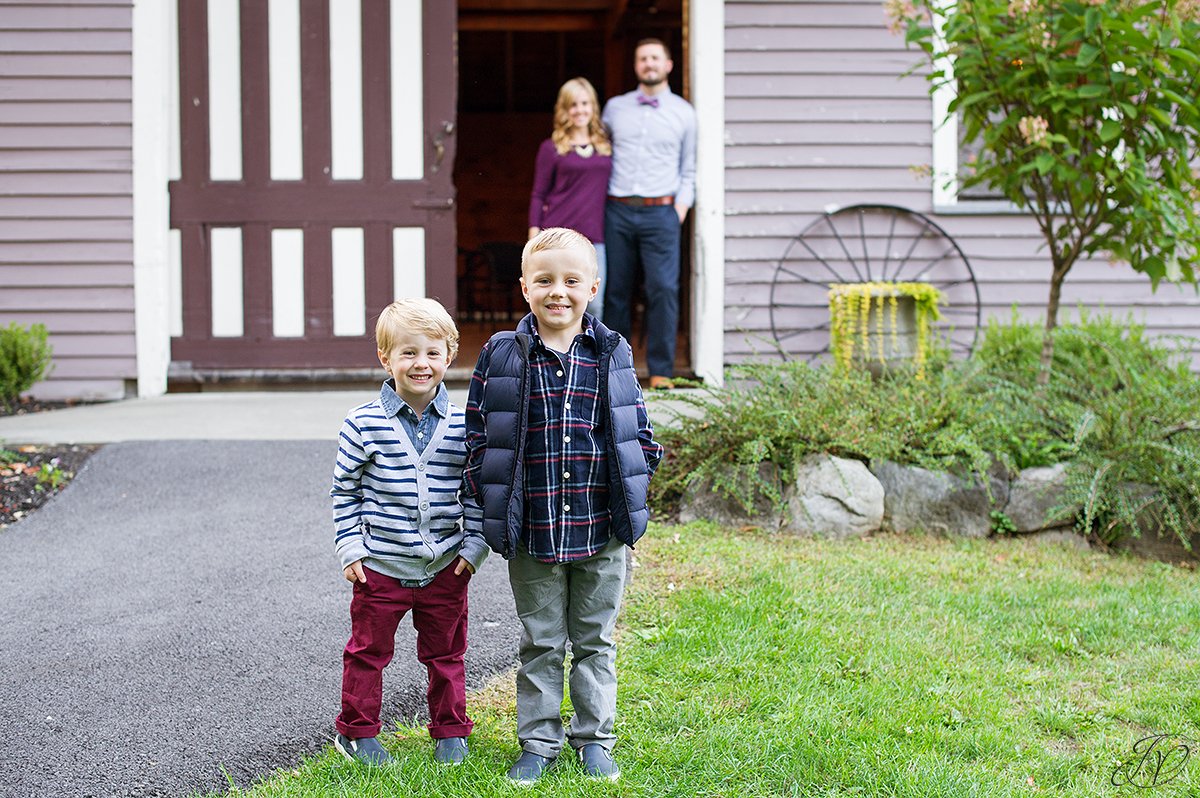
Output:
[{"xmin": 828, "ymin": 282, "xmax": 942, "ymax": 379}]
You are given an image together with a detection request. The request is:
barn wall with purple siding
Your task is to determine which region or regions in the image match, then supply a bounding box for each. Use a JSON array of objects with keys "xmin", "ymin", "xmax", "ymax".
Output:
[
  {"xmin": 724, "ymin": 0, "xmax": 1200, "ymax": 367},
  {"xmin": 0, "ymin": 0, "xmax": 134, "ymax": 400}
]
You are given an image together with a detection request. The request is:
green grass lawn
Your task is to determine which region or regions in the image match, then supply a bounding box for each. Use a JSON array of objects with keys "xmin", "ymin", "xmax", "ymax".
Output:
[{"xmin": 215, "ymin": 523, "xmax": 1200, "ymax": 797}]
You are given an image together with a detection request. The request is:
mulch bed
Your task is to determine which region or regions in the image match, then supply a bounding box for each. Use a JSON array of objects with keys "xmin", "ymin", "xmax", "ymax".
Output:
[{"xmin": 1, "ymin": 398, "xmax": 100, "ymax": 529}]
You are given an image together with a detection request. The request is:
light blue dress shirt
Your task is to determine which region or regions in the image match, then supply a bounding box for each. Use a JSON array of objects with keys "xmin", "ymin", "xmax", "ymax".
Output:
[
  {"xmin": 602, "ymin": 87, "xmax": 697, "ymax": 208},
  {"xmin": 380, "ymin": 379, "xmax": 449, "ymax": 454}
]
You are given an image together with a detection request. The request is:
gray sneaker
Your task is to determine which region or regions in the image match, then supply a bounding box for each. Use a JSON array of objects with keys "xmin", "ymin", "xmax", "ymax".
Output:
[
  {"xmin": 507, "ymin": 750, "xmax": 556, "ymax": 785},
  {"xmin": 334, "ymin": 733, "xmax": 392, "ymax": 766},
  {"xmin": 578, "ymin": 744, "xmax": 619, "ymax": 781},
  {"xmin": 434, "ymin": 736, "xmax": 469, "ymax": 765}
]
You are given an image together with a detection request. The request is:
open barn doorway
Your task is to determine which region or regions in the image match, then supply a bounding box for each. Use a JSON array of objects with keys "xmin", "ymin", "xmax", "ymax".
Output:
[{"xmin": 453, "ymin": 0, "xmax": 691, "ymax": 378}]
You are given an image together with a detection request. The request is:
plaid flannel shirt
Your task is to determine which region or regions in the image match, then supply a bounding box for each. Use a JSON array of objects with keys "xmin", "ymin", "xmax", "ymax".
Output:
[{"xmin": 465, "ymin": 315, "xmax": 662, "ymax": 562}]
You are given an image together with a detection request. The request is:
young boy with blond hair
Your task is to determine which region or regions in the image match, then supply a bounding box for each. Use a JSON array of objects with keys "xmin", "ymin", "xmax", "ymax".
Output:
[
  {"xmin": 331, "ymin": 297, "xmax": 487, "ymax": 767},
  {"xmin": 464, "ymin": 227, "xmax": 664, "ymax": 784}
]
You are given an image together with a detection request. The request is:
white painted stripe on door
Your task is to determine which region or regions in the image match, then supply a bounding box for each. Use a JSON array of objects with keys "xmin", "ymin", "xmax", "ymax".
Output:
[
  {"xmin": 268, "ymin": 0, "xmax": 303, "ymax": 181},
  {"xmin": 271, "ymin": 229, "xmax": 305, "ymax": 337},
  {"xmin": 329, "ymin": 0, "xmax": 364, "ymax": 180},
  {"xmin": 332, "ymin": 227, "xmax": 366, "ymax": 336},
  {"xmin": 168, "ymin": 228, "xmax": 183, "ymax": 337},
  {"xmin": 207, "ymin": 0, "xmax": 243, "ymax": 181},
  {"xmin": 210, "ymin": 227, "xmax": 244, "ymax": 337},
  {"xmin": 390, "ymin": 0, "xmax": 423, "ymax": 180},
  {"xmin": 392, "ymin": 226, "xmax": 426, "ymax": 299}
]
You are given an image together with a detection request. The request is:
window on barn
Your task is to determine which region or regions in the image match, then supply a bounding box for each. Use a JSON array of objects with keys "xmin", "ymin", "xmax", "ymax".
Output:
[{"xmin": 930, "ymin": 21, "xmax": 1020, "ymax": 209}]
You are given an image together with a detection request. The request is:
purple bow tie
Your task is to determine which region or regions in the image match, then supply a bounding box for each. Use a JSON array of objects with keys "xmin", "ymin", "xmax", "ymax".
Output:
[{"xmin": 637, "ymin": 94, "xmax": 659, "ymax": 108}]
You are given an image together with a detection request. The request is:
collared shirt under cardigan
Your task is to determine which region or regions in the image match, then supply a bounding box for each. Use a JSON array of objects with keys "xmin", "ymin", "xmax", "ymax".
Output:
[
  {"xmin": 602, "ymin": 87, "xmax": 697, "ymax": 208},
  {"xmin": 464, "ymin": 314, "xmax": 664, "ymax": 563},
  {"xmin": 332, "ymin": 380, "xmax": 488, "ymax": 586}
]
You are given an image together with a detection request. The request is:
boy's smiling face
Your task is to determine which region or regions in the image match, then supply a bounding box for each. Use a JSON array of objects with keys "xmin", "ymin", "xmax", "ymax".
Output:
[
  {"xmin": 521, "ymin": 246, "xmax": 599, "ymax": 339},
  {"xmin": 378, "ymin": 331, "xmax": 451, "ymax": 414}
]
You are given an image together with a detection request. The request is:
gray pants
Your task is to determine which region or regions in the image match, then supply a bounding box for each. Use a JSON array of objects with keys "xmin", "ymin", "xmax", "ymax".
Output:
[{"xmin": 508, "ymin": 536, "xmax": 626, "ymax": 758}]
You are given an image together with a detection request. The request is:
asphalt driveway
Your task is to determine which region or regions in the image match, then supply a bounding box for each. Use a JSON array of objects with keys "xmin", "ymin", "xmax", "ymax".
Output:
[{"xmin": 0, "ymin": 440, "xmax": 519, "ymax": 797}]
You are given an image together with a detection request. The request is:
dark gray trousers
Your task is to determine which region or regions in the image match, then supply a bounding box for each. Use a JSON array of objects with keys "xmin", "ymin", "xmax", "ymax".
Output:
[{"xmin": 507, "ymin": 536, "xmax": 626, "ymax": 757}]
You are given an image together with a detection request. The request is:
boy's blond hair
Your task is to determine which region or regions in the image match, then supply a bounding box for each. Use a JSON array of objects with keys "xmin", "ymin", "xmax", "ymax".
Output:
[
  {"xmin": 521, "ymin": 227, "xmax": 598, "ymax": 279},
  {"xmin": 375, "ymin": 298, "xmax": 459, "ymax": 361}
]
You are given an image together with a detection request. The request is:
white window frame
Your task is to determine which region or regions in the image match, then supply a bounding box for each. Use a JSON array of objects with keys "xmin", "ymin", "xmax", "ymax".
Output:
[{"xmin": 930, "ymin": 9, "xmax": 1027, "ymax": 214}]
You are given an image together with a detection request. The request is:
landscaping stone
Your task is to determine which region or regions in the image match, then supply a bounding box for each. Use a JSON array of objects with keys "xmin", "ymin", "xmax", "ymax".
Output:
[
  {"xmin": 678, "ymin": 463, "xmax": 784, "ymax": 529},
  {"xmin": 1005, "ymin": 463, "xmax": 1075, "ymax": 533},
  {"xmin": 1105, "ymin": 483, "xmax": 1200, "ymax": 563},
  {"xmin": 783, "ymin": 454, "xmax": 883, "ymax": 538},
  {"xmin": 872, "ymin": 460, "xmax": 1009, "ymax": 538},
  {"xmin": 1111, "ymin": 528, "xmax": 1200, "ymax": 563},
  {"xmin": 1021, "ymin": 528, "xmax": 1091, "ymax": 551}
]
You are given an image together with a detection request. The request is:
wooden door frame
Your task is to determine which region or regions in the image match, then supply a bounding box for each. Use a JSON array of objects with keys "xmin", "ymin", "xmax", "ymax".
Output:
[
  {"xmin": 689, "ymin": 0, "xmax": 724, "ymax": 386},
  {"xmin": 132, "ymin": 0, "xmax": 725, "ymax": 392}
]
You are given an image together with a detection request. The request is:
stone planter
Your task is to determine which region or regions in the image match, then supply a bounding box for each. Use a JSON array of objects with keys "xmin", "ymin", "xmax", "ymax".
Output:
[
  {"xmin": 855, "ymin": 292, "xmax": 917, "ymax": 376},
  {"xmin": 673, "ymin": 456, "xmax": 1188, "ymax": 563}
]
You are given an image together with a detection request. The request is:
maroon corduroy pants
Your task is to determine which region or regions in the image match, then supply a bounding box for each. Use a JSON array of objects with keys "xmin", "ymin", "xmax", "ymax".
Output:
[{"xmin": 335, "ymin": 563, "xmax": 473, "ymax": 740}]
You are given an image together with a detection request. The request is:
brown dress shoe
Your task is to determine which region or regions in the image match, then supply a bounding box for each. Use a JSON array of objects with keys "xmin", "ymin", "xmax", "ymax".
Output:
[{"xmin": 648, "ymin": 375, "xmax": 675, "ymax": 390}]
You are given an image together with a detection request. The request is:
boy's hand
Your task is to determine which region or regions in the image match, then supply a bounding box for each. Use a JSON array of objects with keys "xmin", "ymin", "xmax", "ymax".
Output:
[
  {"xmin": 453, "ymin": 557, "xmax": 476, "ymax": 576},
  {"xmin": 344, "ymin": 560, "xmax": 367, "ymax": 584}
]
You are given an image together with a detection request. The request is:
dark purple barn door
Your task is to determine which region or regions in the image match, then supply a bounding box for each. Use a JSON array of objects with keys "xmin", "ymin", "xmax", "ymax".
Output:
[{"xmin": 169, "ymin": 0, "xmax": 456, "ymax": 371}]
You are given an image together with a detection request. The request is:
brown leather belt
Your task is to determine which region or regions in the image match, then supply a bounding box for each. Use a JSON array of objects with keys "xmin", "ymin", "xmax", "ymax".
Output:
[{"xmin": 607, "ymin": 195, "xmax": 675, "ymax": 207}]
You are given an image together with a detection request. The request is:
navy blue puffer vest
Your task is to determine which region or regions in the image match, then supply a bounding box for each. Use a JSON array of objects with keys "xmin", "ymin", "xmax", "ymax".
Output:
[{"xmin": 476, "ymin": 319, "xmax": 652, "ymax": 559}]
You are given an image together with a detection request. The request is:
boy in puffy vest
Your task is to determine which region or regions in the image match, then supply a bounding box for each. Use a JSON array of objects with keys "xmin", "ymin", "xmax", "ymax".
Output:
[
  {"xmin": 330, "ymin": 298, "xmax": 488, "ymax": 767},
  {"xmin": 463, "ymin": 227, "xmax": 664, "ymax": 784}
]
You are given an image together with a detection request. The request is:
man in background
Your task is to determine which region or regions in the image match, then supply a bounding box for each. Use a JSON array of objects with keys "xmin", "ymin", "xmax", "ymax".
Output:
[{"xmin": 602, "ymin": 38, "xmax": 697, "ymax": 389}]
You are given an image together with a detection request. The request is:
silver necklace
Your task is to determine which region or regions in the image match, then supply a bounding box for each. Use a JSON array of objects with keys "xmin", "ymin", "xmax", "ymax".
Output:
[{"xmin": 572, "ymin": 143, "xmax": 595, "ymax": 158}]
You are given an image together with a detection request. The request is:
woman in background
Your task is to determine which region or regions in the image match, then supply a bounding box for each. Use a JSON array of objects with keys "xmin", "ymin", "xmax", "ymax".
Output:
[{"xmin": 528, "ymin": 77, "xmax": 613, "ymax": 320}]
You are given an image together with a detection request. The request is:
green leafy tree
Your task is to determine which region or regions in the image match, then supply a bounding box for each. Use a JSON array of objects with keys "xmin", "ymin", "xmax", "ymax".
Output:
[{"xmin": 888, "ymin": 0, "xmax": 1200, "ymax": 377}]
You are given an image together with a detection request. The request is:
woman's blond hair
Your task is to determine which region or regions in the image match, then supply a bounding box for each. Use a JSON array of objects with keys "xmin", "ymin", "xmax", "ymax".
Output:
[
  {"xmin": 375, "ymin": 298, "xmax": 459, "ymax": 362},
  {"xmin": 550, "ymin": 77, "xmax": 611, "ymax": 157}
]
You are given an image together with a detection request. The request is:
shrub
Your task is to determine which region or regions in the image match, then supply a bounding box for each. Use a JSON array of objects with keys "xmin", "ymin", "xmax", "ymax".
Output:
[
  {"xmin": 0, "ymin": 322, "xmax": 54, "ymax": 410},
  {"xmin": 654, "ymin": 359, "xmax": 992, "ymax": 514},
  {"xmin": 970, "ymin": 311, "xmax": 1200, "ymax": 546},
  {"xmin": 656, "ymin": 313, "xmax": 1200, "ymax": 549}
]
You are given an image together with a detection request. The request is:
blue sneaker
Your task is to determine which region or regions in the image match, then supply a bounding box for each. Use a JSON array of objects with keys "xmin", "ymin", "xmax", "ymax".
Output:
[
  {"xmin": 434, "ymin": 736, "xmax": 469, "ymax": 765},
  {"xmin": 578, "ymin": 744, "xmax": 619, "ymax": 781},
  {"xmin": 334, "ymin": 733, "xmax": 392, "ymax": 766},
  {"xmin": 507, "ymin": 750, "xmax": 556, "ymax": 785}
]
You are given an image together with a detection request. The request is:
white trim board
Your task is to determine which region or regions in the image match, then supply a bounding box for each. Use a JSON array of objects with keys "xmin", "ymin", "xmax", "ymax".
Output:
[
  {"xmin": 132, "ymin": 0, "xmax": 174, "ymax": 397},
  {"xmin": 691, "ymin": 0, "xmax": 725, "ymax": 386}
]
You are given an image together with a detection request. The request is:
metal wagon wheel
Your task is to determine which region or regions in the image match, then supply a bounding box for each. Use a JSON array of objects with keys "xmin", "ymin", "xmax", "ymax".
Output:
[{"xmin": 768, "ymin": 204, "xmax": 981, "ymax": 362}]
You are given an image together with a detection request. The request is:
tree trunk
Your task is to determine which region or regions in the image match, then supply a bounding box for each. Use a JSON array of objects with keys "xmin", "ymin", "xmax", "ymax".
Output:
[{"xmin": 1037, "ymin": 263, "xmax": 1068, "ymax": 385}]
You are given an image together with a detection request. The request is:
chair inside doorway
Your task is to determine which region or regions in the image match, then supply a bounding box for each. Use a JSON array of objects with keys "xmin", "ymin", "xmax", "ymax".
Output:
[{"xmin": 459, "ymin": 241, "xmax": 526, "ymax": 323}]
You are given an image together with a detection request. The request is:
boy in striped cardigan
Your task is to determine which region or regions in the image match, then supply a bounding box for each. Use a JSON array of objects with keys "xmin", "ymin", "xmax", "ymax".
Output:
[{"xmin": 330, "ymin": 298, "xmax": 488, "ymax": 767}]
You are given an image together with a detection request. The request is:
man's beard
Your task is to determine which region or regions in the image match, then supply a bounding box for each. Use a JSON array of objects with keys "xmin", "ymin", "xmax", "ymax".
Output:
[{"xmin": 639, "ymin": 72, "xmax": 665, "ymax": 87}]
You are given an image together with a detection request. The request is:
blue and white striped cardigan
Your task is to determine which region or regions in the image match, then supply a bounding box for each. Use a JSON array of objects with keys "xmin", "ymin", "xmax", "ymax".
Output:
[{"xmin": 332, "ymin": 394, "xmax": 487, "ymax": 584}]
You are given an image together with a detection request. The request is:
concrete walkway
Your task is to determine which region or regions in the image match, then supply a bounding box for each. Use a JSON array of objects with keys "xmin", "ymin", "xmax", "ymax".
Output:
[
  {"xmin": 0, "ymin": 391, "xmax": 423, "ymax": 445},
  {"xmin": 0, "ymin": 388, "xmax": 691, "ymax": 445},
  {"xmin": 0, "ymin": 392, "xmax": 526, "ymax": 797}
]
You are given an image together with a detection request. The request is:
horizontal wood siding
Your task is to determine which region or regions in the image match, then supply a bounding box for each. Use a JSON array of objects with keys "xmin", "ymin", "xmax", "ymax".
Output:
[
  {"xmin": 724, "ymin": 0, "xmax": 1200, "ymax": 369},
  {"xmin": 0, "ymin": 1, "xmax": 134, "ymax": 400}
]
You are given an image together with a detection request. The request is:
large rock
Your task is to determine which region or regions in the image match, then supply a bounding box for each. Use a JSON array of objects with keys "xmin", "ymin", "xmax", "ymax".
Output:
[
  {"xmin": 872, "ymin": 459, "xmax": 1009, "ymax": 538},
  {"xmin": 677, "ymin": 462, "xmax": 784, "ymax": 529},
  {"xmin": 1106, "ymin": 482, "xmax": 1200, "ymax": 563},
  {"xmin": 783, "ymin": 454, "xmax": 883, "ymax": 538},
  {"xmin": 1005, "ymin": 463, "xmax": 1075, "ymax": 532},
  {"xmin": 1024, "ymin": 528, "xmax": 1091, "ymax": 551}
]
